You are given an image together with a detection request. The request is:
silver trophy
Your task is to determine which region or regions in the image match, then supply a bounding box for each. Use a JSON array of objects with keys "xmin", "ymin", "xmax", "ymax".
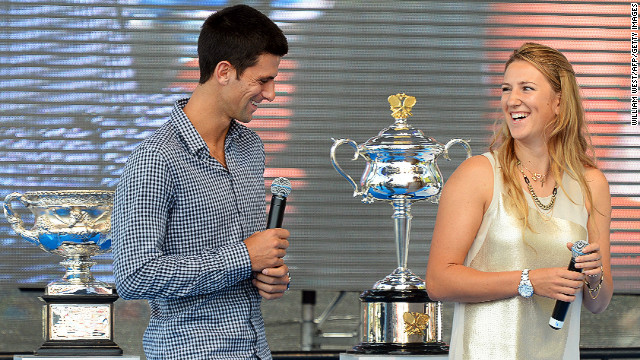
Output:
[
  {"xmin": 330, "ymin": 93, "xmax": 470, "ymax": 354},
  {"xmin": 3, "ymin": 190, "xmax": 122, "ymax": 355}
]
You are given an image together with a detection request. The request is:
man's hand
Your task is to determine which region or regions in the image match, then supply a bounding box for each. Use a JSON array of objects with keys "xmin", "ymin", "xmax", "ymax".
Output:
[
  {"xmin": 253, "ymin": 265, "xmax": 290, "ymax": 300},
  {"xmin": 244, "ymin": 228, "xmax": 290, "ymax": 272}
]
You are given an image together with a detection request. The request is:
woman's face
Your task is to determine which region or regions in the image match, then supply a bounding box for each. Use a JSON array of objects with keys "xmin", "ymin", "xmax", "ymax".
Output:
[{"xmin": 501, "ymin": 60, "xmax": 560, "ymax": 145}]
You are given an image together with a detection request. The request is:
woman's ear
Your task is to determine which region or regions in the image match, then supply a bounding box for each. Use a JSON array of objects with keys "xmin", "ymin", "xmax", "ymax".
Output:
[{"xmin": 553, "ymin": 92, "xmax": 561, "ymax": 116}]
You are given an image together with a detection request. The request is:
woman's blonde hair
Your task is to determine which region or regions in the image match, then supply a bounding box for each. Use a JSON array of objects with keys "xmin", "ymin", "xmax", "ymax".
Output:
[{"xmin": 489, "ymin": 42, "xmax": 597, "ymax": 228}]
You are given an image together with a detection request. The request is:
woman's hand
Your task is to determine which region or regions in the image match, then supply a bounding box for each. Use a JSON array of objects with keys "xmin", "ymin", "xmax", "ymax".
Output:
[
  {"xmin": 570, "ymin": 241, "xmax": 603, "ymax": 277},
  {"xmin": 528, "ymin": 266, "xmax": 584, "ymax": 302}
]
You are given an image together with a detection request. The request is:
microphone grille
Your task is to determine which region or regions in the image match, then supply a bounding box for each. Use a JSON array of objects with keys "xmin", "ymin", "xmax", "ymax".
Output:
[
  {"xmin": 271, "ymin": 177, "xmax": 291, "ymax": 198},
  {"xmin": 571, "ymin": 240, "xmax": 588, "ymax": 258}
]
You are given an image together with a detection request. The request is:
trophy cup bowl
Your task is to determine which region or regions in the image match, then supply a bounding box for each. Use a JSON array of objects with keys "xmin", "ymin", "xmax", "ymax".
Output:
[
  {"xmin": 3, "ymin": 190, "xmax": 114, "ymax": 295},
  {"xmin": 3, "ymin": 190, "xmax": 122, "ymax": 355},
  {"xmin": 330, "ymin": 94, "xmax": 470, "ymax": 354}
]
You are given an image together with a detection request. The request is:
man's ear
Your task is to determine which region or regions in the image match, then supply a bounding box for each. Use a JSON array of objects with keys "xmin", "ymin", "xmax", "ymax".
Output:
[{"xmin": 214, "ymin": 61, "xmax": 235, "ymax": 85}]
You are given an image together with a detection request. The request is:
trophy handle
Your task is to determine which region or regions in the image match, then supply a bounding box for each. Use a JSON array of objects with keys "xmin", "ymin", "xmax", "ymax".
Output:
[
  {"xmin": 3, "ymin": 192, "xmax": 39, "ymax": 244},
  {"xmin": 330, "ymin": 138, "xmax": 363, "ymax": 197},
  {"xmin": 443, "ymin": 138, "xmax": 472, "ymax": 161}
]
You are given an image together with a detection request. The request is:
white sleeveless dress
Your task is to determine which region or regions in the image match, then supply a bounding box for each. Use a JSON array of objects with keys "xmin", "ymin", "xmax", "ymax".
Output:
[{"xmin": 447, "ymin": 152, "xmax": 588, "ymax": 360}]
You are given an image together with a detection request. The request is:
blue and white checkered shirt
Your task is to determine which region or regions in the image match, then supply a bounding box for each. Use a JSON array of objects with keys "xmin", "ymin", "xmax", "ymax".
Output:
[{"xmin": 112, "ymin": 98, "xmax": 270, "ymax": 360}]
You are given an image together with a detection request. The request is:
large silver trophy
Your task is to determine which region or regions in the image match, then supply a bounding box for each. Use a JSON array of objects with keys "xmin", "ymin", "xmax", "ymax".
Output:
[
  {"xmin": 3, "ymin": 190, "xmax": 122, "ymax": 356},
  {"xmin": 331, "ymin": 94, "xmax": 470, "ymax": 354}
]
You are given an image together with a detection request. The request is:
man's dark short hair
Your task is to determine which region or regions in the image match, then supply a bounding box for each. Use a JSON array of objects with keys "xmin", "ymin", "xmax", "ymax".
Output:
[{"xmin": 198, "ymin": 5, "xmax": 289, "ymax": 84}]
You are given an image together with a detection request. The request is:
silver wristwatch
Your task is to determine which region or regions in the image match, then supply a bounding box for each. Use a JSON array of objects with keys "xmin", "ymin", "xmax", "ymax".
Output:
[{"xmin": 518, "ymin": 269, "xmax": 534, "ymax": 298}]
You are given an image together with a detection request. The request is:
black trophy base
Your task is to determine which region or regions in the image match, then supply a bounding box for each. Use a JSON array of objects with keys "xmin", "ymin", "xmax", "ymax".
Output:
[
  {"xmin": 37, "ymin": 339, "xmax": 123, "ymax": 356},
  {"xmin": 360, "ymin": 288, "xmax": 432, "ymax": 302},
  {"xmin": 350, "ymin": 342, "xmax": 449, "ymax": 355}
]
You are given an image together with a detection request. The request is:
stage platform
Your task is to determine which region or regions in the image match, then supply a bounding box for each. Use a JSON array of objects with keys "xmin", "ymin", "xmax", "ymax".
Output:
[{"xmin": 3, "ymin": 349, "xmax": 640, "ymax": 360}]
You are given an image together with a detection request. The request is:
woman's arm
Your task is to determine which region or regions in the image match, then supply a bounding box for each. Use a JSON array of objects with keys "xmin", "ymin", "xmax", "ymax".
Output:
[
  {"xmin": 578, "ymin": 167, "xmax": 613, "ymax": 314},
  {"xmin": 426, "ymin": 155, "xmax": 524, "ymax": 302}
]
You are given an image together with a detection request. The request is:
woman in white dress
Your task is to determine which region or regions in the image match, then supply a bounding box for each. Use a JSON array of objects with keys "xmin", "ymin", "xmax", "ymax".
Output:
[{"xmin": 425, "ymin": 42, "xmax": 613, "ymax": 360}]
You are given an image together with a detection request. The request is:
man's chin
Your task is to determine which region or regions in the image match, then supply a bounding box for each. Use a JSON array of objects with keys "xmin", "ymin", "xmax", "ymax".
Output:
[{"xmin": 235, "ymin": 117, "xmax": 252, "ymax": 124}]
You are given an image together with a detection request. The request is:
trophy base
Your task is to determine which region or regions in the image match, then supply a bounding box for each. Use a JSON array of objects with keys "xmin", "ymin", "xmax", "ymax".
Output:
[
  {"xmin": 39, "ymin": 294, "xmax": 122, "ymax": 356},
  {"xmin": 350, "ymin": 342, "xmax": 449, "ymax": 355},
  {"xmin": 47, "ymin": 279, "xmax": 113, "ymax": 295},
  {"xmin": 353, "ymin": 289, "xmax": 448, "ymax": 355},
  {"xmin": 37, "ymin": 340, "xmax": 123, "ymax": 356}
]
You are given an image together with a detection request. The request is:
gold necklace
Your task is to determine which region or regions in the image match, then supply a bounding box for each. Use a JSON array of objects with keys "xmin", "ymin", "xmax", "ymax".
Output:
[
  {"xmin": 520, "ymin": 162, "xmax": 548, "ymax": 185},
  {"xmin": 517, "ymin": 160, "xmax": 557, "ymax": 211}
]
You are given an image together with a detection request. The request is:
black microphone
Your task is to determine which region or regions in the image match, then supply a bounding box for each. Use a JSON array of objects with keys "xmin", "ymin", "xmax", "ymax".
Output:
[
  {"xmin": 549, "ymin": 240, "xmax": 588, "ymax": 330},
  {"xmin": 267, "ymin": 177, "xmax": 291, "ymax": 229}
]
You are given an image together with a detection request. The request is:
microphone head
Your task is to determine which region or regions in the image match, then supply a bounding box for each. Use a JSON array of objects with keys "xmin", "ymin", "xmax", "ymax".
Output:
[
  {"xmin": 270, "ymin": 177, "xmax": 292, "ymax": 198},
  {"xmin": 571, "ymin": 240, "xmax": 588, "ymax": 258}
]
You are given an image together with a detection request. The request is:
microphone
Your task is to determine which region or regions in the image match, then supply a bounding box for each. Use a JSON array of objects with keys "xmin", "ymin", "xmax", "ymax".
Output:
[
  {"xmin": 549, "ymin": 240, "xmax": 588, "ymax": 330},
  {"xmin": 267, "ymin": 177, "xmax": 291, "ymax": 229}
]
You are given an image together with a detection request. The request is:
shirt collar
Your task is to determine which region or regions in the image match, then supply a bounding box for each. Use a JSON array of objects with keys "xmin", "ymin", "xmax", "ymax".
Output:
[{"xmin": 171, "ymin": 98, "xmax": 249, "ymax": 157}]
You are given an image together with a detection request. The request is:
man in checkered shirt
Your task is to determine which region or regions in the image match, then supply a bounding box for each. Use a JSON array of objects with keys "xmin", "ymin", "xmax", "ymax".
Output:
[{"xmin": 112, "ymin": 5, "xmax": 290, "ymax": 359}]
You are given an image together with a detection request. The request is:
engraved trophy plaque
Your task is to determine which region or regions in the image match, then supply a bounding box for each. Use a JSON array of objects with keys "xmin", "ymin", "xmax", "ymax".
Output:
[
  {"xmin": 330, "ymin": 94, "xmax": 471, "ymax": 354},
  {"xmin": 3, "ymin": 190, "xmax": 122, "ymax": 356}
]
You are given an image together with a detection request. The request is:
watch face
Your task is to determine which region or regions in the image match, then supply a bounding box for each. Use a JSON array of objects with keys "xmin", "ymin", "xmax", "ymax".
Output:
[{"xmin": 518, "ymin": 283, "xmax": 534, "ymax": 298}]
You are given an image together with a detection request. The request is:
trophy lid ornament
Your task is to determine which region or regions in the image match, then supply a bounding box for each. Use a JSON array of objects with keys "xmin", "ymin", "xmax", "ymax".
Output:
[
  {"xmin": 360, "ymin": 94, "xmax": 442, "ymax": 152},
  {"xmin": 388, "ymin": 93, "xmax": 416, "ymax": 120}
]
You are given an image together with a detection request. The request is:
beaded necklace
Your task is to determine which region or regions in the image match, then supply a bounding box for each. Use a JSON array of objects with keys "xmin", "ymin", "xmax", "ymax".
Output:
[{"xmin": 517, "ymin": 160, "xmax": 557, "ymax": 211}]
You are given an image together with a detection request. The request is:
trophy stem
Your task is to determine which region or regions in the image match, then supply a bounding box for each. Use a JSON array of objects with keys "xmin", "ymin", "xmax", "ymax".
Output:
[
  {"xmin": 373, "ymin": 199, "xmax": 424, "ymax": 290},
  {"xmin": 392, "ymin": 198, "xmax": 411, "ymax": 269},
  {"xmin": 44, "ymin": 243, "xmax": 112, "ymax": 295},
  {"xmin": 45, "ymin": 255, "xmax": 112, "ymax": 295},
  {"xmin": 60, "ymin": 256, "xmax": 97, "ymax": 284}
]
